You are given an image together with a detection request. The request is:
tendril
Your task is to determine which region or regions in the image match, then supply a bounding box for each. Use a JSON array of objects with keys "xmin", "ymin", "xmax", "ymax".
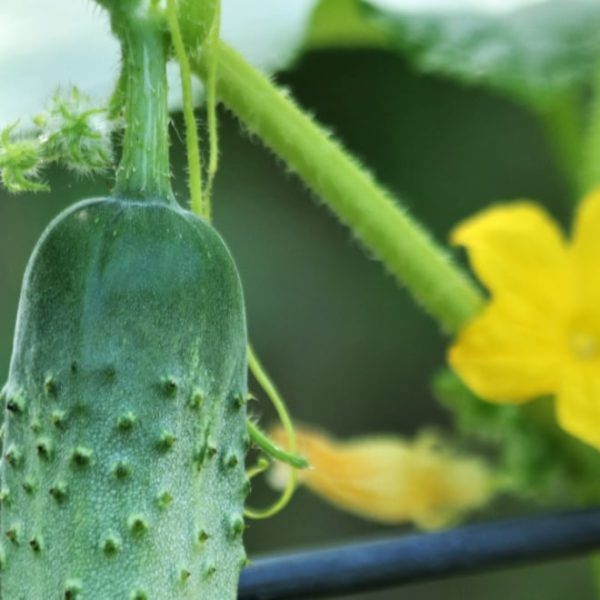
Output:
[{"xmin": 244, "ymin": 345, "xmax": 307, "ymax": 520}]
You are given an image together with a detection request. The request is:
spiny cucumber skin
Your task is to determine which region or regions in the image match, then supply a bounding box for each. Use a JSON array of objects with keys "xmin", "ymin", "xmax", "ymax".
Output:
[{"xmin": 0, "ymin": 197, "xmax": 248, "ymax": 599}]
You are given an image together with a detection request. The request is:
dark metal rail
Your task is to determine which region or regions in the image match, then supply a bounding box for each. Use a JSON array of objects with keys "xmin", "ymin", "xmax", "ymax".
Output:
[{"xmin": 239, "ymin": 507, "xmax": 600, "ymax": 599}]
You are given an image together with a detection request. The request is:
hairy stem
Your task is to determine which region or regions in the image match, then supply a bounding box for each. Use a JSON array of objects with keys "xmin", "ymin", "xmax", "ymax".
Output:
[
  {"xmin": 205, "ymin": 1, "xmax": 221, "ymax": 203},
  {"xmin": 167, "ymin": 0, "xmax": 205, "ymax": 215},
  {"xmin": 194, "ymin": 43, "xmax": 484, "ymax": 332},
  {"xmin": 112, "ymin": 8, "xmax": 174, "ymax": 202}
]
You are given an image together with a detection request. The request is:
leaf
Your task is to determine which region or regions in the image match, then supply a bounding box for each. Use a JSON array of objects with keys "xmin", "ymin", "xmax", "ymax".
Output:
[
  {"xmin": 361, "ymin": 0, "xmax": 600, "ymax": 106},
  {"xmin": 306, "ymin": 0, "xmax": 388, "ymax": 49},
  {"xmin": 0, "ymin": 0, "xmax": 318, "ymax": 125},
  {"xmin": 433, "ymin": 369, "xmax": 600, "ymax": 501}
]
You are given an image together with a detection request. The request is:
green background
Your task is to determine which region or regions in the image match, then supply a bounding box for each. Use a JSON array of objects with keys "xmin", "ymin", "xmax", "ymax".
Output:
[{"xmin": 0, "ymin": 48, "xmax": 591, "ymax": 598}]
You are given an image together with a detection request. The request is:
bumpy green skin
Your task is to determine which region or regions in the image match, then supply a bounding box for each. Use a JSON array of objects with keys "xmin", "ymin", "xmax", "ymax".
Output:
[{"xmin": 0, "ymin": 197, "xmax": 248, "ymax": 599}]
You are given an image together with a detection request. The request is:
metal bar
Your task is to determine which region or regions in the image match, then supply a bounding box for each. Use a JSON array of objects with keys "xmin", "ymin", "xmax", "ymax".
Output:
[{"xmin": 239, "ymin": 507, "xmax": 600, "ymax": 599}]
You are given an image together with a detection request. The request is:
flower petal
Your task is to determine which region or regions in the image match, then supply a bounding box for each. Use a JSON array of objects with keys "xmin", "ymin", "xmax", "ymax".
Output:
[
  {"xmin": 572, "ymin": 187, "xmax": 600, "ymax": 259},
  {"xmin": 572, "ymin": 188, "xmax": 600, "ymax": 315},
  {"xmin": 270, "ymin": 426, "xmax": 494, "ymax": 529},
  {"xmin": 556, "ymin": 364, "xmax": 600, "ymax": 451},
  {"xmin": 452, "ymin": 202, "xmax": 571, "ymax": 319},
  {"xmin": 449, "ymin": 300, "xmax": 566, "ymax": 401}
]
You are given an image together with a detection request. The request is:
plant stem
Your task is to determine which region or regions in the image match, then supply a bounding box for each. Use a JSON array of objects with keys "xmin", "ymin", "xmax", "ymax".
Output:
[
  {"xmin": 205, "ymin": 2, "xmax": 221, "ymax": 203},
  {"xmin": 112, "ymin": 9, "xmax": 174, "ymax": 202},
  {"xmin": 167, "ymin": 0, "xmax": 205, "ymax": 215},
  {"xmin": 193, "ymin": 43, "xmax": 484, "ymax": 332},
  {"xmin": 247, "ymin": 421, "xmax": 309, "ymax": 469}
]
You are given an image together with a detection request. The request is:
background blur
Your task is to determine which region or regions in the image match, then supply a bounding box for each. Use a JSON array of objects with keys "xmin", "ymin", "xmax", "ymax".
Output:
[{"xmin": 0, "ymin": 47, "xmax": 591, "ymax": 598}]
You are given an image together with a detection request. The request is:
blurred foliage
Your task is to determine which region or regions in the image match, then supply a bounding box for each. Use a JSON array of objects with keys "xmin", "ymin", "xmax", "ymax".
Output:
[
  {"xmin": 359, "ymin": 0, "xmax": 600, "ymax": 108},
  {"xmin": 434, "ymin": 370, "xmax": 600, "ymax": 503},
  {"xmin": 7, "ymin": 0, "xmax": 600, "ymax": 127},
  {"xmin": 0, "ymin": 47, "xmax": 594, "ymax": 600},
  {"xmin": 307, "ymin": 0, "xmax": 389, "ymax": 49}
]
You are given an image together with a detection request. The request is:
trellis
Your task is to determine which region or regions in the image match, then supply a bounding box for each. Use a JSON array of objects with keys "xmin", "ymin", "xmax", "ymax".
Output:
[{"xmin": 239, "ymin": 508, "xmax": 600, "ymax": 599}]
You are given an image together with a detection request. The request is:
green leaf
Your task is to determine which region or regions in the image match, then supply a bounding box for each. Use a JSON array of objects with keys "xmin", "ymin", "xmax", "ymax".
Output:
[
  {"xmin": 361, "ymin": 0, "xmax": 600, "ymax": 106},
  {"xmin": 433, "ymin": 369, "xmax": 600, "ymax": 502},
  {"xmin": 307, "ymin": 0, "xmax": 388, "ymax": 49}
]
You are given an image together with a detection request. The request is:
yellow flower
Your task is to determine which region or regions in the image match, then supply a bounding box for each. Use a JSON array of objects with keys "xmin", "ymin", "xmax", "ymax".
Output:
[
  {"xmin": 449, "ymin": 188, "xmax": 600, "ymax": 450},
  {"xmin": 270, "ymin": 425, "xmax": 494, "ymax": 530}
]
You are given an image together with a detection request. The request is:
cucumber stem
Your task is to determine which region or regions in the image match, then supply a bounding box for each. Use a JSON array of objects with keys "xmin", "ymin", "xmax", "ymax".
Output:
[
  {"xmin": 194, "ymin": 43, "xmax": 484, "ymax": 332},
  {"xmin": 112, "ymin": 9, "xmax": 174, "ymax": 202}
]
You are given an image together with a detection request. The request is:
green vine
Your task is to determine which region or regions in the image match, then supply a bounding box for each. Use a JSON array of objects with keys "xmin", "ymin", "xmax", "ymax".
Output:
[
  {"xmin": 193, "ymin": 43, "xmax": 484, "ymax": 333},
  {"xmin": 204, "ymin": 1, "xmax": 221, "ymax": 203},
  {"xmin": 167, "ymin": 0, "xmax": 205, "ymax": 216},
  {"xmin": 244, "ymin": 346, "xmax": 303, "ymax": 520},
  {"xmin": 247, "ymin": 421, "xmax": 309, "ymax": 470}
]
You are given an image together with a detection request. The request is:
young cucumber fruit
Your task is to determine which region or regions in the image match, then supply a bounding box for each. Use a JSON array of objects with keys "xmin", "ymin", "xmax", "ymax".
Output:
[{"xmin": 0, "ymin": 196, "xmax": 248, "ymax": 599}]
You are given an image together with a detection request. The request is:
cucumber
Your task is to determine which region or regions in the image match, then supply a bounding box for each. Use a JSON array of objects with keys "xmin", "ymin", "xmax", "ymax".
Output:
[{"xmin": 0, "ymin": 195, "xmax": 248, "ymax": 598}]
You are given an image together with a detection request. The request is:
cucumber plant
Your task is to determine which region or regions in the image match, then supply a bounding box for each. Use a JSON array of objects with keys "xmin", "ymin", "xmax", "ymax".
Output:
[
  {"xmin": 5, "ymin": 0, "xmax": 559, "ymax": 597},
  {"xmin": 0, "ymin": 2, "xmax": 262, "ymax": 598}
]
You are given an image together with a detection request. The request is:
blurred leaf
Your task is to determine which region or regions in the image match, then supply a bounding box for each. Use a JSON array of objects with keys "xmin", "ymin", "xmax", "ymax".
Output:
[
  {"xmin": 361, "ymin": 0, "xmax": 600, "ymax": 106},
  {"xmin": 307, "ymin": 0, "xmax": 388, "ymax": 49},
  {"xmin": 434, "ymin": 369, "xmax": 600, "ymax": 502},
  {"xmin": 0, "ymin": 0, "xmax": 318, "ymax": 125}
]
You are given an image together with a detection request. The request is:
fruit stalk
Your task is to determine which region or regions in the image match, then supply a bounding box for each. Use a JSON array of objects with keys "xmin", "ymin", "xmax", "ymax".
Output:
[{"xmin": 111, "ymin": 5, "xmax": 174, "ymax": 202}]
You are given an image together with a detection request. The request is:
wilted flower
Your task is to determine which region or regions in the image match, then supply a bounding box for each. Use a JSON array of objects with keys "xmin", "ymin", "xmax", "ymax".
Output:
[{"xmin": 270, "ymin": 425, "xmax": 494, "ymax": 530}]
